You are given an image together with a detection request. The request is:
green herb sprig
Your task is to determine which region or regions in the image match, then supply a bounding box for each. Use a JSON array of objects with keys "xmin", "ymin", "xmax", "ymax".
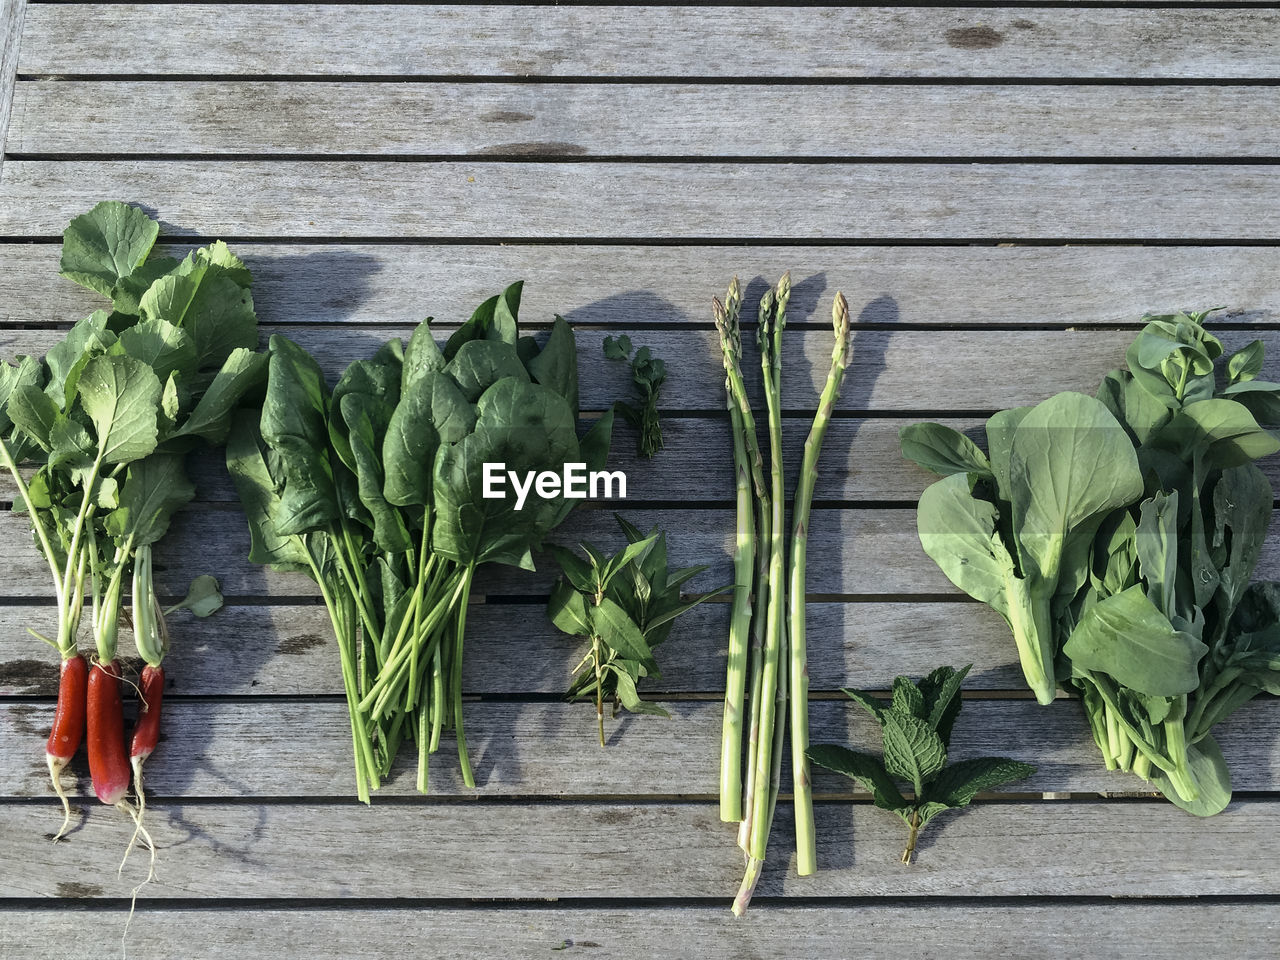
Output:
[
  {"xmin": 808, "ymin": 665, "xmax": 1035, "ymax": 864},
  {"xmin": 546, "ymin": 515, "xmax": 727, "ymax": 746},
  {"xmin": 604, "ymin": 335, "xmax": 666, "ymax": 458}
]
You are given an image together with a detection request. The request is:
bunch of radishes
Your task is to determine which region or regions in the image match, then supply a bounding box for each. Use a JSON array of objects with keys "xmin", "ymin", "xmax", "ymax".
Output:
[{"xmin": 2, "ymin": 201, "xmax": 259, "ymax": 844}]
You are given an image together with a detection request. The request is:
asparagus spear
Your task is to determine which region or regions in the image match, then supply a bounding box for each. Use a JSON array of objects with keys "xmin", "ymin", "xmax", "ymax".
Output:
[
  {"xmin": 715, "ymin": 280, "xmax": 756, "ymax": 822},
  {"xmin": 788, "ymin": 291, "xmax": 852, "ymax": 877},
  {"xmin": 746, "ymin": 278, "xmax": 788, "ymax": 859}
]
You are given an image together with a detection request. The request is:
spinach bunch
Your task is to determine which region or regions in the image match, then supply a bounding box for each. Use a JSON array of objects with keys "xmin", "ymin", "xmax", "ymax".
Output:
[
  {"xmin": 546, "ymin": 515, "xmax": 726, "ymax": 745},
  {"xmin": 903, "ymin": 313, "xmax": 1280, "ymax": 814},
  {"xmin": 2, "ymin": 200, "xmax": 258, "ymax": 670},
  {"xmin": 227, "ymin": 282, "xmax": 613, "ymax": 799},
  {"xmin": 807, "ymin": 665, "xmax": 1034, "ymax": 863}
]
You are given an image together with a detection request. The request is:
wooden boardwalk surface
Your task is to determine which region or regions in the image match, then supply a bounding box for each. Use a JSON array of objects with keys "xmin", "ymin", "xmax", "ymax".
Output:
[{"xmin": 2, "ymin": 3, "xmax": 1280, "ymax": 957}]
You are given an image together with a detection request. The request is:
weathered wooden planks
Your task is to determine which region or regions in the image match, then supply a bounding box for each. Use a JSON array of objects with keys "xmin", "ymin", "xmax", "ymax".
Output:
[
  {"xmin": 15, "ymin": 81, "xmax": 1280, "ymax": 157},
  {"xmin": 0, "ymin": 600, "xmax": 1022, "ymax": 697},
  {"xmin": 5, "ymin": 799, "xmax": 1280, "ymax": 899},
  {"xmin": 4, "ymin": 903, "xmax": 1278, "ymax": 960},
  {"xmin": 18, "ymin": 6, "xmax": 1280, "ymax": 79},
  {"xmin": 2, "ymin": 698, "xmax": 1275, "ymax": 799},
  {"xmin": 8, "ymin": 161, "xmax": 1280, "ymax": 239},
  {"xmin": 0, "ymin": 0, "xmax": 24, "ymax": 176},
  {"xmin": 4, "ymin": 242, "xmax": 1278, "ymax": 329}
]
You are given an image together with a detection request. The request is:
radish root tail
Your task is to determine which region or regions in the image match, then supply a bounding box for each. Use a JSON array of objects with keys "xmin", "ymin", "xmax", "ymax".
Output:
[{"xmin": 47, "ymin": 754, "xmax": 74, "ymax": 842}]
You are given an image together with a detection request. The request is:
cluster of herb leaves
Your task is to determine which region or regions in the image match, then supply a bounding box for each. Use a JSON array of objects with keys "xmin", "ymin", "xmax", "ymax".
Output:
[
  {"xmin": 0, "ymin": 201, "xmax": 253, "ymax": 670},
  {"xmin": 903, "ymin": 312, "xmax": 1280, "ymax": 814},
  {"xmin": 546, "ymin": 515, "xmax": 727, "ymax": 746},
  {"xmin": 603, "ymin": 334, "xmax": 666, "ymax": 458},
  {"xmin": 807, "ymin": 665, "xmax": 1035, "ymax": 864},
  {"xmin": 227, "ymin": 282, "xmax": 614, "ymax": 799}
]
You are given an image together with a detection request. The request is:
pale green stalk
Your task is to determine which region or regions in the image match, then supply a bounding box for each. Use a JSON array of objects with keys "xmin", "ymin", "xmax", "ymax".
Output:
[
  {"xmin": 747, "ymin": 281, "xmax": 787, "ymax": 864},
  {"xmin": 787, "ymin": 291, "xmax": 850, "ymax": 877},
  {"xmin": 715, "ymin": 280, "xmax": 756, "ymax": 822}
]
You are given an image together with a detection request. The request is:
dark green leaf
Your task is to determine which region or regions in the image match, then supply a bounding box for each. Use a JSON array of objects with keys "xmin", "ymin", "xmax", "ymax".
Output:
[
  {"xmin": 445, "ymin": 340, "xmax": 529, "ymax": 403},
  {"xmin": 881, "ymin": 712, "xmax": 947, "ymax": 795},
  {"xmin": 171, "ymin": 348, "xmax": 268, "ymax": 444},
  {"xmin": 925, "ymin": 757, "xmax": 1036, "ymax": 808},
  {"xmin": 591, "ymin": 596, "xmax": 656, "ymax": 668},
  {"xmin": 603, "ymin": 334, "xmax": 632, "ymax": 361},
  {"xmin": 527, "ymin": 316, "xmax": 579, "ymax": 414},
  {"xmin": 806, "ymin": 744, "xmax": 909, "ymax": 814},
  {"xmin": 891, "ymin": 676, "xmax": 926, "ymax": 720}
]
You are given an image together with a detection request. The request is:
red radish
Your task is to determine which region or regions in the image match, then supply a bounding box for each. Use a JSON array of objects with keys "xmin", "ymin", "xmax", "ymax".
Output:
[
  {"xmin": 129, "ymin": 665, "xmax": 164, "ymax": 801},
  {"xmin": 86, "ymin": 660, "xmax": 131, "ymax": 805},
  {"xmin": 46, "ymin": 653, "xmax": 88, "ymax": 840}
]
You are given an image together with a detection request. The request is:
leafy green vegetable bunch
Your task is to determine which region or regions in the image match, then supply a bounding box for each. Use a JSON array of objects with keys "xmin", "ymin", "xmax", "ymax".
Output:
[
  {"xmin": 808, "ymin": 665, "xmax": 1034, "ymax": 863},
  {"xmin": 604, "ymin": 334, "xmax": 666, "ymax": 458},
  {"xmin": 227, "ymin": 282, "xmax": 613, "ymax": 800},
  {"xmin": 902, "ymin": 312, "xmax": 1280, "ymax": 814},
  {"xmin": 546, "ymin": 515, "xmax": 726, "ymax": 746},
  {"xmin": 1, "ymin": 200, "xmax": 258, "ymax": 670}
]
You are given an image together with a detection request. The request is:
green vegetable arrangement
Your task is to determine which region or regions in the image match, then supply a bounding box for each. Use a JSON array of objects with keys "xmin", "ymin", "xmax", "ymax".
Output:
[
  {"xmin": 1, "ymin": 200, "xmax": 255, "ymax": 835},
  {"xmin": 227, "ymin": 282, "xmax": 613, "ymax": 800},
  {"xmin": 712, "ymin": 275, "xmax": 852, "ymax": 914},
  {"xmin": 603, "ymin": 335, "xmax": 666, "ymax": 458},
  {"xmin": 546, "ymin": 515, "xmax": 727, "ymax": 745},
  {"xmin": 808, "ymin": 666, "xmax": 1035, "ymax": 864},
  {"xmin": 903, "ymin": 313, "xmax": 1280, "ymax": 814}
]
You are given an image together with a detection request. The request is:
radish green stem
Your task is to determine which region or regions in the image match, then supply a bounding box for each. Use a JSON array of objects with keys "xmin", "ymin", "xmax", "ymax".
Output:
[{"xmin": 787, "ymin": 290, "xmax": 850, "ymax": 877}]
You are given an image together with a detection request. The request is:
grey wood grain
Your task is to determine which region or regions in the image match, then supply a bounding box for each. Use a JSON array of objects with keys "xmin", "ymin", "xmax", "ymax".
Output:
[
  {"xmin": 4, "ymin": 799, "xmax": 1279, "ymax": 899},
  {"xmin": 9, "ymin": 161, "xmax": 1280, "ymax": 240},
  {"xmin": 18, "ymin": 6, "xmax": 1280, "ymax": 79},
  {"xmin": 0, "ymin": 0, "xmax": 23, "ymax": 176},
  {"xmin": 0, "ymin": 600, "xmax": 1024, "ymax": 697},
  {"xmin": 3, "ymin": 903, "xmax": 1277, "ymax": 960},
  {"xmin": 3, "ymin": 698, "xmax": 1275, "ymax": 799},
  {"xmin": 4, "ymin": 242, "xmax": 1277, "ymax": 328},
  {"xmin": 16, "ymin": 81, "xmax": 1280, "ymax": 157},
  {"xmin": 3, "ymin": 504, "xmax": 1280, "ymax": 600}
]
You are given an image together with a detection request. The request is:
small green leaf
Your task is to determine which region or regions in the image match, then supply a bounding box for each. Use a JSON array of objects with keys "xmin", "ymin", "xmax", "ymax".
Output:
[
  {"xmin": 926, "ymin": 757, "xmax": 1036, "ymax": 808},
  {"xmin": 547, "ymin": 578, "xmax": 591, "ymax": 637},
  {"xmin": 900, "ymin": 423, "xmax": 992, "ymax": 478},
  {"xmin": 165, "ymin": 575, "xmax": 224, "ymax": 618},
  {"xmin": 840, "ymin": 686, "xmax": 887, "ymax": 723},
  {"xmin": 603, "ymin": 334, "xmax": 632, "ymax": 361},
  {"xmin": 881, "ymin": 712, "xmax": 947, "ymax": 795},
  {"xmin": 891, "ymin": 676, "xmax": 926, "ymax": 720},
  {"xmin": 544, "ymin": 544, "xmax": 596, "ymax": 594},
  {"xmin": 592, "ymin": 596, "xmax": 656, "ymax": 667},
  {"xmin": 918, "ymin": 664, "xmax": 971, "ymax": 747},
  {"xmin": 7, "ymin": 384, "xmax": 60, "ymax": 451},
  {"xmin": 612, "ymin": 668, "xmax": 670, "ymax": 718},
  {"xmin": 806, "ymin": 744, "xmax": 908, "ymax": 814},
  {"xmin": 1226, "ymin": 339, "xmax": 1265, "ymax": 386}
]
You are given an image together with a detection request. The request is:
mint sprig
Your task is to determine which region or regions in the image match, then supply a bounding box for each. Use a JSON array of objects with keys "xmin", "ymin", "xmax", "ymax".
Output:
[{"xmin": 808, "ymin": 665, "xmax": 1035, "ymax": 863}]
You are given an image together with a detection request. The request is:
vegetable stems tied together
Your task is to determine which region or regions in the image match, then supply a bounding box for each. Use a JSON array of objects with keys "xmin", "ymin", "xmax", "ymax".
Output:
[{"xmin": 713, "ymin": 275, "xmax": 853, "ymax": 913}]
